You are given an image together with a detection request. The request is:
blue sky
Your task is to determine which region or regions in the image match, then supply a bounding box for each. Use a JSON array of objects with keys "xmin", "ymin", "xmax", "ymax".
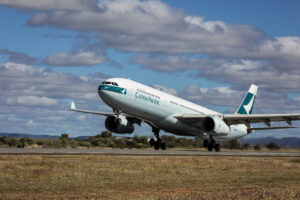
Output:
[{"xmin": 1, "ymin": 0, "xmax": 300, "ymax": 138}]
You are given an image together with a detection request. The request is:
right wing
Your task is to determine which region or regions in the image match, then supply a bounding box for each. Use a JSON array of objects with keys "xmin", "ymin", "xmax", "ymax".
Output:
[{"xmin": 173, "ymin": 113, "xmax": 300, "ymax": 130}]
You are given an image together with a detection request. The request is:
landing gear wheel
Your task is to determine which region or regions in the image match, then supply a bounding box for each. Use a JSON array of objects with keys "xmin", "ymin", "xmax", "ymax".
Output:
[
  {"xmin": 151, "ymin": 127, "xmax": 167, "ymax": 150},
  {"xmin": 150, "ymin": 138, "xmax": 155, "ymax": 147},
  {"xmin": 154, "ymin": 142, "xmax": 160, "ymax": 150},
  {"xmin": 207, "ymin": 139, "xmax": 216, "ymax": 152},
  {"xmin": 215, "ymin": 143, "xmax": 220, "ymax": 152},
  {"xmin": 208, "ymin": 143, "xmax": 213, "ymax": 151},
  {"xmin": 203, "ymin": 140, "xmax": 209, "ymax": 147},
  {"xmin": 161, "ymin": 143, "xmax": 166, "ymax": 150}
]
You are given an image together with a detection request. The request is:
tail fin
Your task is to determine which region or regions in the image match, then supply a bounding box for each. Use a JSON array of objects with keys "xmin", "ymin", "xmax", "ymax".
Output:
[{"xmin": 236, "ymin": 84, "xmax": 258, "ymax": 115}]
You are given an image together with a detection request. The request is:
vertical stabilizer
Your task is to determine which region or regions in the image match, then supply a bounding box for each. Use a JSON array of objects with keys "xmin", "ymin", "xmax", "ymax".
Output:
[{"xmin": 236, "ymin": 84, "xmax": 258, "ymax": 115}]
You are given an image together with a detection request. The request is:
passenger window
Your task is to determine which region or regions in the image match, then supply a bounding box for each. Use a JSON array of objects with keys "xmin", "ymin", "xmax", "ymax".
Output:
[{"xmin": 115, "ymin": 83, "xmax": 118, "ymax": 86}]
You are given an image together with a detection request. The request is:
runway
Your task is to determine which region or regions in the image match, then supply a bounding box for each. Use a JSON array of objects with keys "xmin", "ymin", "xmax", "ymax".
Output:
[{"xmin": 0, "ymin": 148, "xmax": 299, "ymax": 157}]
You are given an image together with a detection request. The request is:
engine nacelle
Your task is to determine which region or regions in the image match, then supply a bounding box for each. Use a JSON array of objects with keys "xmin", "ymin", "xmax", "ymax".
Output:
[
  {"xmin": 201, "ymin": 116, "xmax": 230, "ymax": 136},
  {"xmin": 105, "ymin": 115, "xmax": 134, "ymax": 134}
]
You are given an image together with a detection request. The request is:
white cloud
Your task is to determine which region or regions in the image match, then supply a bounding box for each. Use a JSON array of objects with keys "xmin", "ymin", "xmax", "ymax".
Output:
[
  {"xmin": 7, "ymin": 96, "xmax": 57, "ymax": 106},
  {"xmin": 152, "ymin": 84, "xmax": 178, "ymax": 96},
  {"xmin": 26, "ymin": 120, "xmax": 37, "ymax": 127},
  {"xmin": 0, "ymin": 0, "xmax": 263, "ymax": 56},
  {"xmin": 0, "ymin": 0, "xmax": 97, "ymax": 11},
  {"xmin": 43, "ymin": 51, "xmax": 107, "ymax": 66},
  {"xmin": 0, "ymin": 62, "xmax": 108, "ymax": 135}
]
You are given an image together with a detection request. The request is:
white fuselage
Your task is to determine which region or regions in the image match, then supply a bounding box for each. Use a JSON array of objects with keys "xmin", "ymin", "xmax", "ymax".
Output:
[{"xmin": 98, "ymin": 78, "xmax": 247, "ymax": 142}]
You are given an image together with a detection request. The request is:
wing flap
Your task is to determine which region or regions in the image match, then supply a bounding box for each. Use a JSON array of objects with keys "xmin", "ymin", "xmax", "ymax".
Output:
[
  {"xmin": 174, "ymin": 113, "xmax": 300, "ymax": 128},
  {"xmin": 223, "ymin": 113, "xmax": 300, "ymax": 125},
  {"xmin": 249, "ymin": 126, "xmax": 300, "ymax": 131}
]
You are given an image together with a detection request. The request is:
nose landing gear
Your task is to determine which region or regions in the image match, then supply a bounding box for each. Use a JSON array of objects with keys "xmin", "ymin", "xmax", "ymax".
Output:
[{"xmin": 150, "ymin": 128, "xmax": 166, "ymax": 150}]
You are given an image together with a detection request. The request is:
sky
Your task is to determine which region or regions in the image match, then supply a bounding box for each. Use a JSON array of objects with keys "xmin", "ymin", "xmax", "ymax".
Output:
[{"xmin": 1, "ymin": 0, "xmax": 300, "ymax": 138}]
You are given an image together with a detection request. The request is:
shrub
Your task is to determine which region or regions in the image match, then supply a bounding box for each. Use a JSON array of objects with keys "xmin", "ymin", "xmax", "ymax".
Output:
[
  {"xmin": 101, "ymin": 131, "xmax": 112, "ymax": 138},
  {"xmin": 227, "ymin": 139, "xmax": 241, "ymax": 149},
  {"xmin": 266, "ymin": 142, "xmax": 280, "ymax": 150},
  {"xmin": 253, "ymin": 144, "xmax": 261, "ymax": 150},
  {"xmin": 241, "ymin": 143, "xmax": 250, "ymax": 150},
  {"xmin": 8, "ymin": 137, "xmax": 17, "ymax": 147},
  {"xmin": 0, "ymin": 136, "xmax": 7, "ymax": 145}
]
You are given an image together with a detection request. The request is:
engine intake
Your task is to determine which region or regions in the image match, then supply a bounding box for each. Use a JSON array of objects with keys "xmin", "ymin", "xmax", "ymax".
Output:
[
  {"xmin": 105, "ymin": 115, "xmax": 134, "ymax": 134},
  {"xmin": 201, "ymin": 116, "xmax": 230, "ymax": 136}
]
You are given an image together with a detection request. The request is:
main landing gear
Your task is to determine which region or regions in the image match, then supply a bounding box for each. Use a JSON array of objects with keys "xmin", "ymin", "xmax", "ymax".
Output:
[
  {"xmin": 149, "ymin": 128, "xmax": 166, "ymax": 150},
  {"xmin": 203, "ymin": 139, "xmax": 220, "ymax": 152}
]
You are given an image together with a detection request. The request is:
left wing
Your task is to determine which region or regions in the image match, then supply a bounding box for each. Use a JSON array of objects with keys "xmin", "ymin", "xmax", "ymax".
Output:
[
  {"xmin": 70, "ymin": 101, "xmax": 112, "ymax": 116},
  {"xmin": 174, "ymin": 113, "xmax": 300, "ymax": 129},
  {"xmin": 69, "ymin": 101, "xmax": 143, "ymax": 125}
]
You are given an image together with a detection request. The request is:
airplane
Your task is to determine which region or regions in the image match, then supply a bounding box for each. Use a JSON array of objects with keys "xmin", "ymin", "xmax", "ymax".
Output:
[{"xmin": 70, "ymin": 78, "xmax": 300, "ymax": 151}]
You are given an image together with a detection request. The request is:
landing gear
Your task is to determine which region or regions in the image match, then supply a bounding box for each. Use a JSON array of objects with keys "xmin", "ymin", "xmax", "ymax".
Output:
[
  {"xmin": 214, "ymin": 143, "xmax": 220, "ymax": 152},
  {"xmin": 206, "ymin": 139, "xmax": 221, "ymax": 152},
  {"xmin": 203, "ymin": 139, "xmax": 209, "ymax": 147},
  {"xmin": 150, "ymin": 128, "xmax": 166, "ymax": 150}
]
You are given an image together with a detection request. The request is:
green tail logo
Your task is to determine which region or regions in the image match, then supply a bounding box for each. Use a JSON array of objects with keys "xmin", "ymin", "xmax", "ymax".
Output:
[{"xmin": 236, "ymin": 84, "xmax": 258, "ymax": 115}]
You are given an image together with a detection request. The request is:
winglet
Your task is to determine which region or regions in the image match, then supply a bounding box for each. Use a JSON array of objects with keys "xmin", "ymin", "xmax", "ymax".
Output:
[{"xmin": 70, "ymin": 101, "xmax": 76, "ymax": 110}]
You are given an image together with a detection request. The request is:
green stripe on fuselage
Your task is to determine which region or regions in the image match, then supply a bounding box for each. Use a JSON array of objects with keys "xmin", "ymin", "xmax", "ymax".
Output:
[{"xmin": 98, "ymin": 85, "xmax": 127, "ymax": 95}]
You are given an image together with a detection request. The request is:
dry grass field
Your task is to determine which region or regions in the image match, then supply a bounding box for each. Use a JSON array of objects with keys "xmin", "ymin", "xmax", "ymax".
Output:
[{"xmin": 0, "ymin": 155, "xmax": 299, "ymax": 200}]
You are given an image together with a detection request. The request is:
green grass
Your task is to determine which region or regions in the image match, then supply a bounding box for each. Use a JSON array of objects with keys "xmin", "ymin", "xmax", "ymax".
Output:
[{"xmin": 0, "ymin": 156, "xmax": 299, "ymax": 199}]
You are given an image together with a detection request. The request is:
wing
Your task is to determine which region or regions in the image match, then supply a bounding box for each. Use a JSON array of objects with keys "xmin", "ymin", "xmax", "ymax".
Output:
[
  {"xmin": 69, "ymin": 102, "xmax": 143, "ymax": 125},
  {"xmin": 70, "ymin": 101, "xmax": 112, "ymax": 116},
  {"xmin": 173, "ymin": 113, "xmax": 300, "ymax": 130}
]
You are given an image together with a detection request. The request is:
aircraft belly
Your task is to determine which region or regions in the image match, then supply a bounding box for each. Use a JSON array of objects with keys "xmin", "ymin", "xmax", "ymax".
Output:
[
  {"xmin": 100, "ymin": 90, "xmax": 166, "ymax": 122},
  {"xmin": 155, "ymin": 116, "xmax": 200, "ymax": 136}
]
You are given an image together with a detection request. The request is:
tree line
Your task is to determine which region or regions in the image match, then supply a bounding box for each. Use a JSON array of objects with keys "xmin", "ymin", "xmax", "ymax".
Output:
[{"xmin": 0, "ymin": 131, "xmax": 281, "ymax": 150}]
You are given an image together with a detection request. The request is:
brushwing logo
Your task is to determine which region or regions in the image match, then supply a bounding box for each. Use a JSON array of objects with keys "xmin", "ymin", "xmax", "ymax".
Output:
[
  {"xmin": 237, "ymin": 92, "xmax": 255, "ymax": 115},
  {"xmin": 243, "ymin": 94, "xmax": 255, "ymax": 114}
]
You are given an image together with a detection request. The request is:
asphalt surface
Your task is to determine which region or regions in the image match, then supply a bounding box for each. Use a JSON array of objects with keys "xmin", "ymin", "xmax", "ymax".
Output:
[{"xmin": 0, "ymin": 148, "xmax": 299, "ymax": 157}]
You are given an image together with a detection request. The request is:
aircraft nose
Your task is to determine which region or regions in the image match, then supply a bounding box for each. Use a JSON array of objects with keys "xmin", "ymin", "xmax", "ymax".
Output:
[{"xmin": 98, "ymin": 84, "xmax": 105, "ymax": 96}]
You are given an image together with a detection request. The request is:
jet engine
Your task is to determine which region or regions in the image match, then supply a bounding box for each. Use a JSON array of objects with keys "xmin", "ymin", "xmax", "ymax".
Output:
[
  {"xmin": 105, "ymin": 115, "xmax": 134, "ymax": 134},
  {"xmin": 201, "ymin": 116, "xmax": 230, "ymax": 136}
]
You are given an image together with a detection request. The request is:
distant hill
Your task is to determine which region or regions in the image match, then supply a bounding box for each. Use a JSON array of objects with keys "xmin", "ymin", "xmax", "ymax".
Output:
[
  {"xmin": 0, "ymin": 133, "xmax": 60, "ymax": 139},
  {"xmin": 239, "ymin": 137, "xmax": 300, "ymax": 148}
]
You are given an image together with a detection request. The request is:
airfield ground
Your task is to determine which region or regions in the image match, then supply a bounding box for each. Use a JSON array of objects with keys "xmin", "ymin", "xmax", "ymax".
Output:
[{"xmin": 0, "ymin": 155, "xmax": 299, "ymax": 199}]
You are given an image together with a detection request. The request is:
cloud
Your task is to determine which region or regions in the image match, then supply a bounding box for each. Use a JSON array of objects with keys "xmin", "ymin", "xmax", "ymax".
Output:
[
  {"xmin": 0, "ymin": 0, "xmax": 264, "ymax": 56},
  {"xmin": 0, "ymin": 62, "xmax": 104, "ymax": 100},
  {"xmin": 0, "ymin": 48, "xmax": 37, "ymax": 64},
  {"xmin": 0, "ymin": 0, "xmax": 98, "ymax": 11},
  {"xmin": 43, "ymin": 51, "xmax": 107, "ymax": 66},
  {"xmin": 152, "ymin": 84, "xmax": 178, "ymax": 96},
  {"xmin": 2, "ymin": 0, "xmax": 299, "ymax": 64},
  {"xmin": 131, "ymin": 54, "xmax": 300, "ymax": 93},
  {"xmin": 0, "ymin": 62, "xmax": 109, "ymax": 135},
  {"xmin": 7, "ymin": 96, "xmax": 57, "ymax": 106}
]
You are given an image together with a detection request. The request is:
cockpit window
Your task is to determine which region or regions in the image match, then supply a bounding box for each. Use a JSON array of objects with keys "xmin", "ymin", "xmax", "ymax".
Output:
[{"xmin": 102, "ymin": 81, "xmax": 118, "ymax": 86}]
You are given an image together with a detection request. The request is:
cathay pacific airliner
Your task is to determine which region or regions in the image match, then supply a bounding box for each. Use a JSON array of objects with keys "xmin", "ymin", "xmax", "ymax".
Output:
[{"xmin": 70, "ymin": 78, "xmax": 300, "ymax": 151}]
